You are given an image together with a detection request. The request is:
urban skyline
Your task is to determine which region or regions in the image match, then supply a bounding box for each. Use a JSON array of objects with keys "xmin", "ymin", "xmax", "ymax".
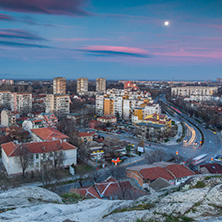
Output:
[{"xmin": 0, "ymin": 0, "xmax": 222, "ymax": 80}]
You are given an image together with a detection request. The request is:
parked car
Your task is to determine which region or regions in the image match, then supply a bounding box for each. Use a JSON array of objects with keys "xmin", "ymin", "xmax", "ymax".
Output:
[{"xmin": 214, "ymin": 155, "xmax": 222, "ymax": 162}]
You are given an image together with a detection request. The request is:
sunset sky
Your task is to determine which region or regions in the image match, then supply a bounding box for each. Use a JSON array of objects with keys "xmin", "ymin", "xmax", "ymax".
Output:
[{"xmin": 0, "ymin": 0, "xmax": 222, "ymax": 80}]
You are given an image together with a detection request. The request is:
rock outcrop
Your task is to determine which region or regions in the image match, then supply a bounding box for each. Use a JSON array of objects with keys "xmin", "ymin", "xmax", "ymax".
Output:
[{"xmin": 0, "ymin": 175, "xmax": 222, "ymax": 222}]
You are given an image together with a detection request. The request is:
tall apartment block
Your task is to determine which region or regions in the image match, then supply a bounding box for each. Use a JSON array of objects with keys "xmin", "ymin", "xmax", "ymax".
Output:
[
  {"xmin": 53, "ymin": 77, "xmax": 66, "ymax": 95},
  {"xmin": 96, "ymin": 78, "xmax": 106, "ymax": 93},
  {"xmin": 0, "ymin": 91, "xmax": 12, "ymax": 109},
  {"xmin": 77, "ymin": 78, "xmax": 88, "ymax": 94},
  {"xmin": 45, "ymin": 94, "xmax": 70, "ymax": 116},
  {"xmin": 11, "ymin": 93, "xmax": 32, "ymax": 113}
]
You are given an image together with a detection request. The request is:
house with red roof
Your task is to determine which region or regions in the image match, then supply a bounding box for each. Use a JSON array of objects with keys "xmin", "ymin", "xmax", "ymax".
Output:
[
  {"xmin": 77, "ymin": 131, "xmax": 95, "ymax": 143},
  {"xmin": 70, "ymin": 176, "xmax": 147, "ymax": 200},
  {"xmin": 31, "ymin": 127, "xmax": 69, "ymax": 142},
  {"xmin": 126, "ymin": 162, "xmax": 195, "ymax": 189},
  {"xmin": 1, "ymin": 140, "xmax": 77, "ymax": 175},
  {"xmin": 200, "ymin": 163, "xmax": 222, "ymax": 174}
]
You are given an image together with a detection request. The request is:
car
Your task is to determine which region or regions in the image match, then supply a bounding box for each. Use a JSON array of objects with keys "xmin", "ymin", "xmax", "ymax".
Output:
[
  {"xmin": 213, "ymin": 131, "xmax": 217, "ymax": 134},
  {"xmin": 194, "ymin": 142, "xmax": 198, "ymax": 145},
  {"xmin": 183, "ymin": 139, "xmax": 187, "ymax": 143},
  {"xmin": 214, "ymin": 155, "xmax": 222, "ymax": 162}
]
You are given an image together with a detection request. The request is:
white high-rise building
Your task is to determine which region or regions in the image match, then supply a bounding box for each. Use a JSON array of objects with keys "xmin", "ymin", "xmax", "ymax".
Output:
[
  {"xmin": 53, "ymin": 77, "xmax": 66, "ymax": 95},
  {"xmin": 77, "ymin": 78, "xmax": 88, "ymax": 94},
  {"xmin": 0, "ymin": 91, "xmax": 11, "ymax": 109},
  {"xmin": 96, "ymin": 95, "xmax": 104, "ymax": 116},
  {"xmin": 96, "ymin": 78, "xmax": 106, "ymax": 93},
  {"xmin": 11, "ymin": 93, "xmax": 32, "ymax": 113},
  {"xmin": 45, "ymin": 94, "xmax": 70, "ymax": 115}
]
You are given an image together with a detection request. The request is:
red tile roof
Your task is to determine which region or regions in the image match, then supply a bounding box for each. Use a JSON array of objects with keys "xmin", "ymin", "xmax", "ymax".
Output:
[
  {"xmin": 139, "ymin": 167, "xmax": 174, "ymax": 181},
  {"xmin": 166, "ymin": 164, "xmax": 195, "ymax": 178},
  {"xmin": 31, "ymin": 127, "xmax": 69, "ymax": 141},
  {"xmin": 200, "ymin": 163, "xmax": 222, "ymax": 174},
  {"xmin": 1, "ymin": 140, "xmax": 76, "ymax": 157},
  {"xmin": 78, "ymin": 132, "xmax": 95, "ymax": 137},
  {"xmin": 70, "ymin": 186, "xmax": 101, "ymax": 199}
]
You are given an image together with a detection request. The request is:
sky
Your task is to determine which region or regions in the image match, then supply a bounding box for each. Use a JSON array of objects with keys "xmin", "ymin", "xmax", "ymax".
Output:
[{"xmin": 0, "ymin": 0, "xmax": 222, "ymax": 80}]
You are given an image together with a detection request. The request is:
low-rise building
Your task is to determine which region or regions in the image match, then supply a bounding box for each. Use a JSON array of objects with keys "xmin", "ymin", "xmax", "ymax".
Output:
[
  {"xmin": 1, "ymin": 140, "xmax": 77, "ymax": 175},
  {"xmin": 31, "ymin": 127, "xmax": 69, "ymax": 142},
  {"xmin": 126, "ymin": 162, "xmax": 195, "ymax": 188},
  {"xmin": 77, "ymin": 132, "xmax": 95, "ymax": 143},
  {"xmin": 97, "ymin": 116, "xmax": 117, "ymax": 124}
]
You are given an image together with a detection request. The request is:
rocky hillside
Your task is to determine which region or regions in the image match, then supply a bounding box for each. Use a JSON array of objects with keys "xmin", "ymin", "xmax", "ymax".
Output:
[{"xmin": 0, "ymin": 175, "xmax": 222, "ymax": 222}]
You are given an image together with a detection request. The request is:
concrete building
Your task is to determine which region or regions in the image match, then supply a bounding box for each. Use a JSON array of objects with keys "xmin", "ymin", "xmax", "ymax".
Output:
[
  {"xmin": 1, "ymin": 140, "xmax": 77, "ymax": 175},
  {"xmin": 53, "ymin": 77, "xmax": 66, "ymax": 95},
  {"xmin": 77, "ymin": 77, "xmax": 88, "ymax": 94},
  {"xmin": 1, "ymin": 110, "xmax": 17, "ymax": 127},
  {"xmin": 31, "ymin": 127, "xmax": 69, "ymax": 142},
  {"xmin": 96, "ymin": 78, "xmax": 106, "ymax": 93},
  {"xmin": 0, "ymin": 91, "xmax": 12, "ymax": 109},
  {"xmin": 171, "ymin": 86, "xmax": 218, "ymax": 97},
  {"xmin": 96, "ymin": 95, "xmax": 104, "ymax": 116},
  {"xmin": 104, "ymin": 98, "xmax": 114, "ymax": 116},
  {"xmin": 45, "ymin": 94, "xmax": 70, "ymax": 115},
  {"xmin": 11, "ymin": 93, "xmax": 32, "ymax": 113}
]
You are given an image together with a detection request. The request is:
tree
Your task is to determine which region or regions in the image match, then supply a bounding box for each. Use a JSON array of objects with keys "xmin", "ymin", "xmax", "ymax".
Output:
[
  {"xmin": 17, "ymin": 146, "xmax": 31, "ymax": 177},
  {"xmin": 144, "ymin": 149, "xmax": 166, "ymax": 164}
]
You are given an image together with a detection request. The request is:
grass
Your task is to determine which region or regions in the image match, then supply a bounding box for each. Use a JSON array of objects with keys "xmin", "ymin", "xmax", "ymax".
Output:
[
  {"xmin": 75, "ymin": 163, "xmax": 93, "ymax": 175},
  {"xmin": 61, "ymin": 192, "xmax": 86, "ymax": 203},
  {"xmin": 205, "ymin": 175, "xmax": 222, "ymax": 180},
  {"xmin": 191, "ymin": 181, "xmax": 206, "ymax": 189},
  {"xmin": 164, "ymin": 215, "xmax": 194, "ymax": 222}
]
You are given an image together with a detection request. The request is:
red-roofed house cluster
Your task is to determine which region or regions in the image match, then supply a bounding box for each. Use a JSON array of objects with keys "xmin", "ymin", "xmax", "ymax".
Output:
[
  {"xmin": 126, "ymin": 162, "xmax": 195, "ymax": 189},
  {"xmin": 70, "ymin": 176, "xmax": 147, "ymax": 200}
]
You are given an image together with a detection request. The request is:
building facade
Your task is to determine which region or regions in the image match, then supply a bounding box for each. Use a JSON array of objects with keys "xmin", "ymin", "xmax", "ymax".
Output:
[
  {"xmin": 0, "ymin": 91, "xmax": 12, "ymax": 109},
  {"xmin": 11, "ymin": 93, "xmax": 32, "ymax": 113},
  {"xmin": 1, "ymin": 110, "xmax": 17, "ymax": 127},
  {"xmin": 77, "ymin": 78, "xmax": 88, "ymax": 94},
  {"xmin": 1, "ymin": 140, "xmax": 77, "ymax": 175},
  {"xmin": 171, "ymin": 86, "xmax": 218, "ymax": 97},
  {"xmin": 53, "ymin": 77, "xmax": 66, "ymax": 95},
  {"xmin": 45, "ymin": 94, "xmax": 70, "ymax": 115},
  {"xmin": 96, "ymin": 78, "xmax": 106, "ymax": 93}
]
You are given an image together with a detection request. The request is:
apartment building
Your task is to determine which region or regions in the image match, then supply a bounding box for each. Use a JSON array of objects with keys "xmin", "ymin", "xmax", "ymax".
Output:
[
  {"xmin": 96, "ymin": 89, "xmax": 152, "ymax": 119},
  {"xmin": 1, "ymin": 110, "xmax": 17, "ymax": 127},
  {"xmin": 11, "ymin": 92, "xmax": 32, "ymax": 113},
  {"xmin": 77, "ymin": 77, "xmax": 88, "ymax": 94},
  {"xmin": 45, "ymin": 94, "xmax": 70, "ymax": 115},
  {"xmin": 96, "ymin": 95, "xmax": 104, "ymax": 116},
  {"xmin": 96, "ymin": 78, "xmax": 106, "ymax": 93},
  {"xmin": 53, "ymin": 77, "xmax": 66, "ymax": 95},
  {"xmin": 104, "ymin": 98, "xmax": 114, "ymax": 116},
  {"xmin": 171, "ymin": 86, "xmax": 218, "ymax": 97},
  {"xmin": 0, "ymin": 91, "xmax": 11, "ymax": 109}
]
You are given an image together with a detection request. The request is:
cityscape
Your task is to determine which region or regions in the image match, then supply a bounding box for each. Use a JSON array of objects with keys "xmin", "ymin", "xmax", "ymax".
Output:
[{"xmin": 0, "ymin": 1, "xmax": 222, "ymax": 222}]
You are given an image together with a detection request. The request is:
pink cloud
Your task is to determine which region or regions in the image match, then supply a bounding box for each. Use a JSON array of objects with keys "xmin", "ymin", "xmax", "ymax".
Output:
[{"xmin": 0, "ymin": 0, "xmax": 90, "ymax": 16}]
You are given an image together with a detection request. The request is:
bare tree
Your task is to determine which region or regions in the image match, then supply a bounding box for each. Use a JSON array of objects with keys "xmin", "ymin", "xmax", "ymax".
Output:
[
  {"xmin": 17, "ymin": 146, "xmax": 31, "ymax": 177},
  {"xmin": 144, "ymin": 149, "xmax": 166, "ymax": 164}
]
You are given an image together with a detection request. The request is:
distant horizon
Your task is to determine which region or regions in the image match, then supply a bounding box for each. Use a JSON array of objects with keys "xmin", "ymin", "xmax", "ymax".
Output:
[{"xmin": 2, "ymin": 77, "xmax": 217, "ymax": 82}]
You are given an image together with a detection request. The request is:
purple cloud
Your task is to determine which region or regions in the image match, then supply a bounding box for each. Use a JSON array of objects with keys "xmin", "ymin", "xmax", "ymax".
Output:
[
  {"xmin": 0, "ymin": 29, "xmax": 45, "ymax": 41},
  {"xmin": 81, "ymin": 45, "xmax": 150, "ymax": 58},
  {"xmin": 0, "ymin": 13, "xmax": 15, "ymax": 21},
  {"xmin": 0, "ymin": 40, "xmax": 52, "ymax": 48},
  {"xmin": 0, "ymin": 0, "xmax": 90, "ymax": 16}
]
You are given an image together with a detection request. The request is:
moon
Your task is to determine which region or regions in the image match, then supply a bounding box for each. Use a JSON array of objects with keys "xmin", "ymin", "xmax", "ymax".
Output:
[{"xmin": 164, "ymin": 21, "xmax": 169, "ymax": 26}]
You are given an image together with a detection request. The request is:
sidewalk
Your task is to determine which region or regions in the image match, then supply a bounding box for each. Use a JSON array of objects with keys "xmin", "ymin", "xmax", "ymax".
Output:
[{"xmin": 121, "ymin": 155, "xmax": 145, "ymax": 166}]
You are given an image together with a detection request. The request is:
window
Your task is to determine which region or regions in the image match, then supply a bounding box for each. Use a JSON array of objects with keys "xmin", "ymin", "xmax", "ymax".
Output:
[{"xmin": 36, "ymin": 154, "xmax": 39, "ymax": 159}]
